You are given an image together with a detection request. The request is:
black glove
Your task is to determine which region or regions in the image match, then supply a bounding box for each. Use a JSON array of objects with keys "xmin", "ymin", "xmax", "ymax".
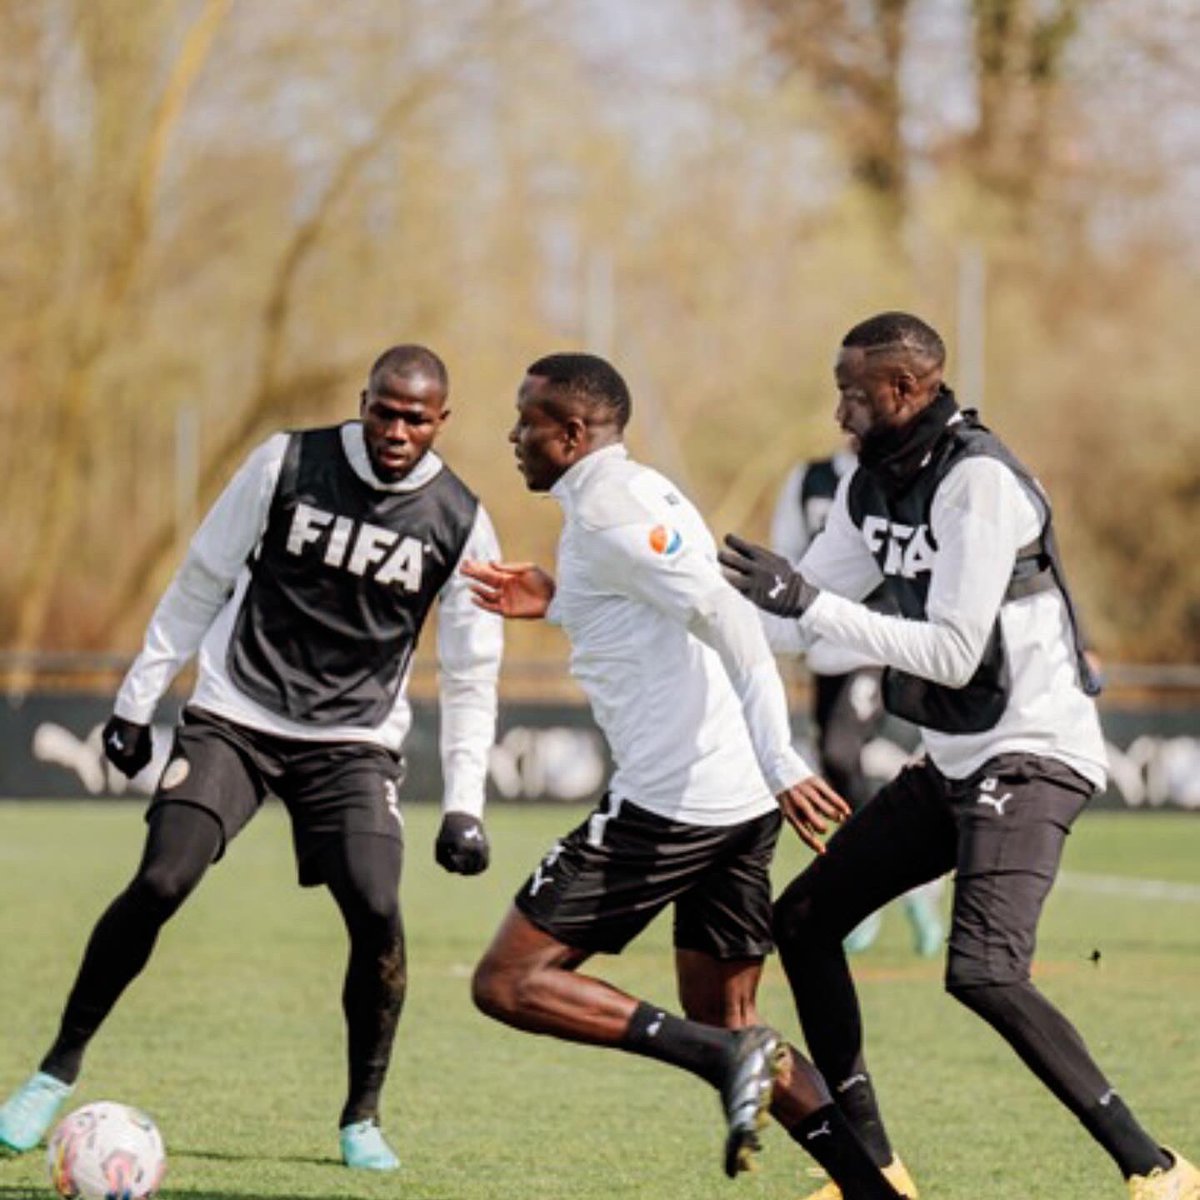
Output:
[
  {"xmin": 102, "ymin": 715, "xmax": 153, "ymax": 779},
  {"xmin": 718, "ymin": 533, "xmax": 819, "ymax": 617},
  {"xmin": 435, "ymin": 812, "xmax": 490, "ymax": 875}
]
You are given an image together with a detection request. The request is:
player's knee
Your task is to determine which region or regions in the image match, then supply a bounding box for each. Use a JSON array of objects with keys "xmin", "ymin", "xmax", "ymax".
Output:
[
  {"xmin": 341, "ymin": 875, "xmax": 401, "ymax": 934},
  {"xmin": 944, "ymin": 964, "xmax": 1024, "ymax": 1019},
  {"xmin": 472, "ymin": 953, "xmax": 544, "ymax": 1026},
  {"xmin": 129, "ymin": 859, "xmax": 203, "ymax": 917},
  {"xmin": 772, "ymin": 884, "xmax": 822, "ymax": 952},
  {"xmin": 471, "ymin": 956, "xmax": 509, "ymax": 1021}
]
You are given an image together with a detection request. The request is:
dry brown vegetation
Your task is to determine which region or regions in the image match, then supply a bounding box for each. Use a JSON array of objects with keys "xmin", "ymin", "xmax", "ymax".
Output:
[{"xmin": 1, "ymin": 0, "xmax": 1197, "ymax": 673}]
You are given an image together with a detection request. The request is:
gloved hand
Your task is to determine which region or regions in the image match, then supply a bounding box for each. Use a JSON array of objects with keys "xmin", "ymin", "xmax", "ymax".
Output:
[
  {"xmin": 102, "ymin": 715, "xmax": 153, "ymax": 779},
  {"xmin": 718, "ymin": 533, "xmax": 820, "ymax": 617},
  {"xmin": 435, "ymin": 812, "xmax": 490, "ymax": 875}
]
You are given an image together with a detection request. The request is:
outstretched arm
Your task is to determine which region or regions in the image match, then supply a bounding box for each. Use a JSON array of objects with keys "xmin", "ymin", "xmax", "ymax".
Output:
[{"xmin": 461, "ymin": 559, "xmax": 556, "ymax": 620}]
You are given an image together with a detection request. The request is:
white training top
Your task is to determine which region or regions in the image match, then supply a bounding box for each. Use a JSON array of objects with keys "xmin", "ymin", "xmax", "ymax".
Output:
[
  {"xmin": 545, "ymin": 444, "xmax": 812, "ymax": 826},
  {"xmin": 766, "ymin": 455, "xmax": 1108, "ymax": 789},
  {"xmin": 113, "ymin": 424, "xmax": 503, "ymax": 817}
]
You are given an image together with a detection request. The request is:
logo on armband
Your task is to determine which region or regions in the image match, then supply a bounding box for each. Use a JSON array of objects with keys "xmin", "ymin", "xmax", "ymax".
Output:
[{"xmin": 648, "ymin": 525, "xmax": 682, "ymax": 556}]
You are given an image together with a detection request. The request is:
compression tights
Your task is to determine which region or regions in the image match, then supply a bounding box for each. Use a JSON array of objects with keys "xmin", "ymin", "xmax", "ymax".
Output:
[
  {"xmin": 42, "ymin": 803, "xmax": 222, "ymax": 1083},
  {"xmin": 41, "ymin": 808, "xmax": 406, "ymax": 1131},
  {"xmin": 315, "ymin": 833, "xmax": 406, "ymax": 1128}
]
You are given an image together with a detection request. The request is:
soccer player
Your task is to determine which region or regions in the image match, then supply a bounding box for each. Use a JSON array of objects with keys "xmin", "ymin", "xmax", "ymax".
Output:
[
  {"xmin": 770, "ymin": 448, "xmax": 943, "ymax": 957},
  {"xmin": 0, "ymin": 345, "xmax": 502, "ymax": 1171},
  {"xmin": 461, "ymin": 353, "xmax": 908, "ymax": 1199},
  {"xmin": 721, "ymin": 311, "xmax": 1199, "ymax": 1200}
]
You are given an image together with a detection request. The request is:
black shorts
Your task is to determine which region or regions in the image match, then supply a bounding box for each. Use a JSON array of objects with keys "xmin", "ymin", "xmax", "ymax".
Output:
[
  {"xmin": 515, "ymin": 795, "xmax": 782, "ymax": 959},
  {"xmin": 148, "ymin": 707, "xmax": 406, "ymax": 886}
]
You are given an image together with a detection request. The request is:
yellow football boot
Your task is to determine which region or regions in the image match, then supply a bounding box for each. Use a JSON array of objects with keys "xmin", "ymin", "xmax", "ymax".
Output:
[
  {"xmin": 800, "ymin": 1156, "xmax": 918, "ymax": 1199},
  {"xmin": 1128, "ymin": 1149, "xmax": 1200, "ymax": 1200}
]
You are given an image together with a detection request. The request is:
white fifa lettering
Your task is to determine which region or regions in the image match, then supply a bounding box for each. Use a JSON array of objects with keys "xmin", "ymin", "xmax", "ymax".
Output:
[
  {"xmin": 865, "ymin": 517, "xmax": 935, "ymax": 579},
  {"xmin": 347, "ymin": 523, "xmax": 398, "ymax": 576},
  {"xmin": 902, "ymin": 525, "xmax": 936, "ymax": 577},
  {"xmin": 882, "ymin": 521, "xmax": 912, "ymax": 575},
  {"xmin": 375, "ymin": 536, "xmax": 425, "ymax": 592},
  {"xmin": 863, "ymin": 515, "xmax": 889, "ymax": 554},
  {"xmin": 286, "ymin": 503, "xmax": 333, "ymax": 555},
  {"xmin": 324, "ymin": 516, "xmax": 355, "ymax": 567}
]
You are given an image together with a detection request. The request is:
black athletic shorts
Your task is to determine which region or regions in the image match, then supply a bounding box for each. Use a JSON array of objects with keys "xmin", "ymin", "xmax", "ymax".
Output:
[
  {"xmin": 515, "ymin": 794, "xmax": 782, "ymax": 959},
  {"xmin": 148, "ymin": 707, "xmax": 406, "ymax": 886}
]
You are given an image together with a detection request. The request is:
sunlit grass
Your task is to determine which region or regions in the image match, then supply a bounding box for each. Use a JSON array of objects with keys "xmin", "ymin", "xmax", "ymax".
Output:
[{"xmin": 0, "ymin": 803, "xmax": 1196, "ymax": 1199}]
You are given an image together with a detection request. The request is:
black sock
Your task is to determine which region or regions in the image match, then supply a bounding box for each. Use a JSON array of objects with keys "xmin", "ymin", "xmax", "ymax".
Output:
[
  {"xmin": 789, "ymin": 1105, "xmax": 902, "ymax": 1199},
  {"xmin": 1079, "ymin": 1092, "xmax": 1171, "ymax": 1178},
  {"xmin": 832, "ymin": 1068, "xmax": 892, "ymax": 1168},
  {"xmin": 622, "ymin": 1002, "xmax": 732, "ymax": 1086}
]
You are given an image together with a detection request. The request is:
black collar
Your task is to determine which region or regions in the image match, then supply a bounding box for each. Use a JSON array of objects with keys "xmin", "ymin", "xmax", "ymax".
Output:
[{"xmin": 857, "ymin": 385, "xmax": 960, "ymax": 496}]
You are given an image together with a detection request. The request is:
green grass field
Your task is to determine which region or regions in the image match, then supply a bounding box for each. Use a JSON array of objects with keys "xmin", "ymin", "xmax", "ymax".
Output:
[{"xmin": 0, "ymin": 802, "xmax": 1197, "ymax": 1200}]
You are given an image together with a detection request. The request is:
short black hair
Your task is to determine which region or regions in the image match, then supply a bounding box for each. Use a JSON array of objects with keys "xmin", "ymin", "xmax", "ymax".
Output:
[
  {"xmin": 369, "ymin": 344, "xmax": 449, "ymax": 393},
  {"xmin": 525, "ymin": 352, "xmax": 631, "ymax": 430},
  {"xmin": 842, "ymin": 312, "xmax": 945, "ymax": 368}
]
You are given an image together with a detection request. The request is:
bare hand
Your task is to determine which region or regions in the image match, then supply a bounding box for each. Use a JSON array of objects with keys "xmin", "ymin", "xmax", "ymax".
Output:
[
  {"xmin": 461, "ymin": 559, "xmax": 556, "ymax": 619},
  {"xmin": 776, "ymin": 776, "xmax": 851, "ymax": 855}
]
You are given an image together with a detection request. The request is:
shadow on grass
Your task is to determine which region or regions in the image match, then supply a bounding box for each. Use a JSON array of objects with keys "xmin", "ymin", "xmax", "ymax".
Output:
[{"xmin": 172, "ymin": 1145, "xmax": 338, "ymax": 1166}]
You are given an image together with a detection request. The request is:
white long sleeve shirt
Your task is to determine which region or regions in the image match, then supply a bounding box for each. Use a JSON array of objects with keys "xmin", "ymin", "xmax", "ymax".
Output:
[
  {"xmin": 772, "ymin": 455, "xmax": 1107, "ymax": 789},
  {"xmin": 114, "ymin": 425, "xmax": 503, "ymax": 817},
  {"xmin": 545, "ymin": 444, "xmax": 812, "ymax": 826}
]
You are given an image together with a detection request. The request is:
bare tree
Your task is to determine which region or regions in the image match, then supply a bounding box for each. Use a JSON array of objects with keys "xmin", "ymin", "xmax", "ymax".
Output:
[{"xmin": 5, "ymin": 0, "xmax": 231, "ymax": 683}]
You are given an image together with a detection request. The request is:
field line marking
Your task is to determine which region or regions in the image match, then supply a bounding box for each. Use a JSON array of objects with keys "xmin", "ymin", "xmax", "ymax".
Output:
[{"xmin": 1058, "ymin": 872, "xmax": 1200, "ymax": 903}]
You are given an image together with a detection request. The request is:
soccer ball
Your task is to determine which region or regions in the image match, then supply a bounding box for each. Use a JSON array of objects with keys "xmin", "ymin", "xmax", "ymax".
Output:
[{"xmin": 46, "ymin": 1102, "xmax": 166, "ymax": 1200}]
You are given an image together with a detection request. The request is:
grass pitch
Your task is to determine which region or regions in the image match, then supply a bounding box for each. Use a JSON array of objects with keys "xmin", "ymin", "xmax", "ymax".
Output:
[{"xmin": 0, "ymin": 801, "xmax": 1196, "ymax": 1199}]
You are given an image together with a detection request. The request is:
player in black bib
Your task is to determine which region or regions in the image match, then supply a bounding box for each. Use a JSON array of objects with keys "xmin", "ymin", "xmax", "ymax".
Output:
[
  {"xmin": 721, "ymin": 312, "xmax": 1197, "ymax": 1200},
  {"xmin": 0, "ymin": 345, "xmax": 503, "ymax": 1171},
  {"xmin": 770, "ymin": 447, "xmax": 943, "ymax": 957}
]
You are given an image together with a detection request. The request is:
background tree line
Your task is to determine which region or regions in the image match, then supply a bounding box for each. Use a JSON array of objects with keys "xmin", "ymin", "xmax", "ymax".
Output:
[{"xmin": 1, "ymin": 0, "xmax": 1196, "ymax": 679}]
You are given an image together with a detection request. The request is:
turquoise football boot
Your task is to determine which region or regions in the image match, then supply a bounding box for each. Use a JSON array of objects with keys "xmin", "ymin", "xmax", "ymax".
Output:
[
  {"xmin": 0, "ymin": 1071, "xmax": 74, "ymax": 1153},
  {"xmin": 903, "ymin": 890, "xmax": 944, "ymax": 958},
  {"xmin": 339, "ymin": 1119, "xmax": 399, "ymax": 1170},
  {"xmin": 843, "ymin": 910, "xmax": 883, "ymax": 954}
]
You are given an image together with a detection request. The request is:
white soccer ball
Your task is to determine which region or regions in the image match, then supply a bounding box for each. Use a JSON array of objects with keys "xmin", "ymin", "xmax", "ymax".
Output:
[{"xmin": 46, "ymin": 1101, "xmax": 166, "ymax": 1200}]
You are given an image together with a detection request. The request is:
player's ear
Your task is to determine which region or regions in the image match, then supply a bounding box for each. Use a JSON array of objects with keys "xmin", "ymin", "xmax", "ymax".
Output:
[{"xmin": 561, "ymin": 414, "xmax": 586, "ymax": 451}]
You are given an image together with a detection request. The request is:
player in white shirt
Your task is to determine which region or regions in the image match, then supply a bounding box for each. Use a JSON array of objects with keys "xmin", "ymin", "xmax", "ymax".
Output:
[
  {"xmin": 721, "ymin": 312, "xmax": 1197, "ymax": 1200},
  {"xmin": 0, "ymin": 346, "xmax": 503, "ymax": 1172},
  {"xmin": 463, "ymin": 353, "xmax": 906, "ymax": 1199}
]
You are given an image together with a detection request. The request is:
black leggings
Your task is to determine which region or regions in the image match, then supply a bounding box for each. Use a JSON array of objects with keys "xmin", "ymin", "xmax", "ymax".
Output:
[
  {"xmin": 42, "ymin": 804, "xmax": 405, "ymax": 1127},
  {"xmin": 773, "ymin": 756, "xmax": 1163, "ymax": 1175}
]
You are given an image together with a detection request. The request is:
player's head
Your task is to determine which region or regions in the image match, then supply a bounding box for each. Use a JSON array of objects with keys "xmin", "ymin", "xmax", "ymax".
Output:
[
  {"xmin": 509, "ymin": 352, "xmax": 631, "ymax": 492},
  {"xmin": 834, "ymin": 312, "xmax": 946, "ymax": 444},
  {"xmin": 360, "ymin": 344, "xmax": 450, "ymax": 482}
]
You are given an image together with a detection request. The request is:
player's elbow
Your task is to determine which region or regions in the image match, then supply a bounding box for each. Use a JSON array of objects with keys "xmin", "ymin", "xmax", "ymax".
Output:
[{"xmin": 930, "ymin": 623, "xmax": 987, "ymax": 688}]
